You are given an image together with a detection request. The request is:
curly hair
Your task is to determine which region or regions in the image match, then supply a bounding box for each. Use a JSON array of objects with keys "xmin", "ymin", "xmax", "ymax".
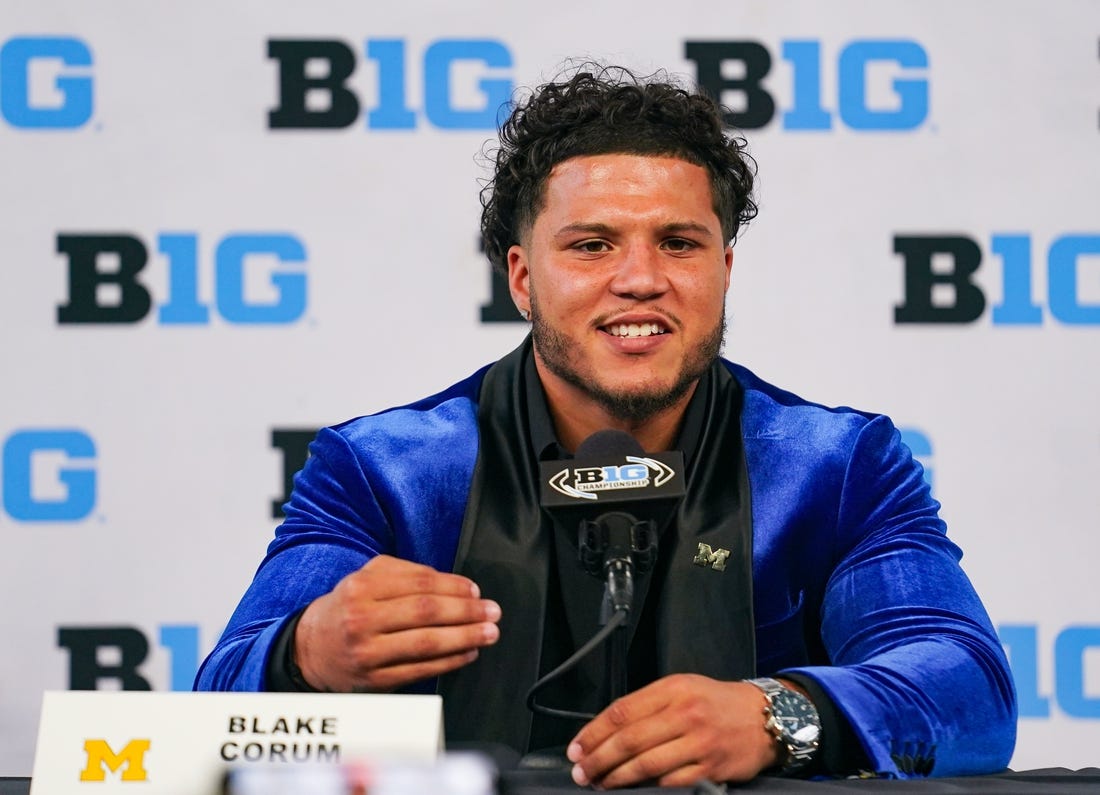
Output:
[{"xmin": 480, "ymin": 64, "xmax": 758, "ymax": 274}]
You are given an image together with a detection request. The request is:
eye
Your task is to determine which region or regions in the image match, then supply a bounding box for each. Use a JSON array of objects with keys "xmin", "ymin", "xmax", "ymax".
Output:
[
  {"xmin": 661, "ymin": 237, "xmax": 697, "ymax": 253},
  {"xmin": 573, "ymin": 239, "xmax": 611, "ymax": 254}
]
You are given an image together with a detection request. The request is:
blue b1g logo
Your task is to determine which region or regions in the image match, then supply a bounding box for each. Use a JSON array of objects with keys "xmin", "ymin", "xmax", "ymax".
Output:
[
  {"xmin": 0, "ymin": 36, "xmax": 93, "ymax": 128},
  {"xmin": 895, "ymin": 233, "xmax": 1100, "ymax": 325},
  {"xmin": 684, "ymin": 39, "xmax": 929, "ymax": 131},
  {"xmin": 58, "ymin": 624, "xmax": 202, "ymax": 691},
  {"xmin": 267, "ymin": 38, "xmax": 513, "ymax": 130},
  {"xmin": 898, "ymin": 428, "xmax": 933, "ymax": 493},
  {"xmin": 1001, "ymin": 624, "xmax": 1100, "ymax": 719},
  {"xmin": 2, "ymin": 430, "xmax": 97, "ymax": 521},
  {"xmin": 56, "ymin": 232, "xmax": 309, "ymax": 325}
]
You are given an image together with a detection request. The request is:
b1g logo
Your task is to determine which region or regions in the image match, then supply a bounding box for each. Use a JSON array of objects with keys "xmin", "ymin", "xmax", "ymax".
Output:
[
  {"xmin": 1000, "ymin": 624, "xmax": 1100, "ymax": 719},
  {"xmin": 56, "ymin": 232, "xmax": 308, "ymax": 325},
  {"xmin": 684, "ymin": 39, "xmax": 929, "ymax": 131},
  {"xmin": 268, "ymin": 38, "xmax": 512, "ymax": 130},
  {"xmin": 898, "ymin": 428, "xmax": 933, "ymax": 492},
  {"xmin": 58, "ymin": 625, "xmax": 202, "ymax": 692},
  {"xmin": 0, "ymin": 36, "xmax": 93, "ymax": 128},
  {"xmin": 548, "ymin": 456, "xmax": 678, "ymax": 502},
  {"xmin": 2, "ymin": 429, "xmax": 96, "ymax": 522},
  {"xmin": 271, "ymin": 428, "xmax": 317, "ymax": 518},
  {"xmin": 895, "ymin": 233, "xmax": 1100, "ymax": 325}
]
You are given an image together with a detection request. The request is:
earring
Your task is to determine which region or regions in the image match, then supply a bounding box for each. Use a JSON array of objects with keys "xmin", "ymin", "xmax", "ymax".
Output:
[{"xmin": 519, "ymin": 308, "xmax": 531, "ymax": 321}]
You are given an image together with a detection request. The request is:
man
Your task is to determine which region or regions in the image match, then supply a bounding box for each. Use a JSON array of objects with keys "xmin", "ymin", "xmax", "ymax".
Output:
[{"xmin": 196, "ymin": 66, "xmax": 1016, "ymax": 787}]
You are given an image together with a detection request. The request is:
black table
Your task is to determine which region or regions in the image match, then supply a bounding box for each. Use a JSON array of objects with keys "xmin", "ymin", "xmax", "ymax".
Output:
[
  {"xmin": 500, "ymin": 768, "xmax": 1100, "ymax": 793},
  {"xmin": 5, "ymin": 768, "xmax": 1100, "ymax": 794}
]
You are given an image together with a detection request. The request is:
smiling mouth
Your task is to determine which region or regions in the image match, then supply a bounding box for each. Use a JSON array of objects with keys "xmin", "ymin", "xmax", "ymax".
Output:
[{"xmin": 602, "ymin": 322, "xmax": 670, "ymax": 338}]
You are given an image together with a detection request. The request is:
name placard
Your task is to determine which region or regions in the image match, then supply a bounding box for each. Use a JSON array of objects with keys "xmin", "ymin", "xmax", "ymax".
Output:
[{"xmin": 31, "ymin": 691, "xmax": 443, "ymax": 793}]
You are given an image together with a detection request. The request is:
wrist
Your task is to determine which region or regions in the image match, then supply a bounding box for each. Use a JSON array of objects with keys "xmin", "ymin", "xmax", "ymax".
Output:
[
  {"xmin": 292, "ymin": 602, "xmax": 327, "ymax": 692},
  {"xmin": 746, "ymin": 677, "xmax": 822, "ymax": 777}
]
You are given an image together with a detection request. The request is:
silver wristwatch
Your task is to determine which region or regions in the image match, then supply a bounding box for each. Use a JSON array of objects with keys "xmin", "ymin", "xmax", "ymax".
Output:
[{"xmin": 746, "ymin": 677, "xmax": 822, "ymax": 776}]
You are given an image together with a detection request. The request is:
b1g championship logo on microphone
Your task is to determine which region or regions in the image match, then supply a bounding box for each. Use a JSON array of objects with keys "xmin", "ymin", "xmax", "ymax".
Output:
[
  {"xmin": 545, "ymin": 456, "xmax": 678, "ymax": 502},
  {"xmin": 539, "ymin": 430, "xmax": 686, "ymax": 515}
]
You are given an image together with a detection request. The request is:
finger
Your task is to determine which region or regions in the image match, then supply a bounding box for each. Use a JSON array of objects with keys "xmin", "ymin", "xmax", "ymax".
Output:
[
  {"xmin": 657, "ymin": 751, "xmax": 763, "ymax": 788},
  {"xmin": 658, "ymin": 763, "xmax": 711, "ymax": 789},
  {"xmin": 363, "ymin": 593, "xmax": 501, "ymax": 634},
  {"xmin": 354, "ymin": 649, "xmax": 483, "ymax": 692},
  {"xmin": 659, "ymin": 763, "xmax": 740, "ymax": 789},
  {"xmin": 357, "ymin": 556, "xmax": 482, "ymax": 600},
  {"xmin": 568, "ymin": 679, "xmax": 674, "ymax": 762},
  {"xmin": 354, "ymin": 621, "xmax": 500, "ymax": 670},
  {"xmin": 581, "ymin": 734, "xmax": 699, "ymax": 790},
  {"xmin": 570, "ymin": 707, "xmax": 684, "ymax": 787}
]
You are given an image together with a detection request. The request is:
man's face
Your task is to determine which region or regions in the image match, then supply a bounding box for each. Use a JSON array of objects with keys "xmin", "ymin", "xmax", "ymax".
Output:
[{"xmin": 507, "ymin": 153, "xmax": 733, "ymax": 425}]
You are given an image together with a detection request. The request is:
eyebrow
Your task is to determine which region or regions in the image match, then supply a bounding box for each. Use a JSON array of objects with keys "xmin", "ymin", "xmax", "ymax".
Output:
[{"xmin": 552, "ymin": 221, "xmax": 716, "ymax": 240}]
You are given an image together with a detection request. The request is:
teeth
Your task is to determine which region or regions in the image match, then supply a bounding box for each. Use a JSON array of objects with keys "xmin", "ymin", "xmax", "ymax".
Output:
[{"xmin": 609, "ymin": 323, "xmax": 666, "ymax": 337}]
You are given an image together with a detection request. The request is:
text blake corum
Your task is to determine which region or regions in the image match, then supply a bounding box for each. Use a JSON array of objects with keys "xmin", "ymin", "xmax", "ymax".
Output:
[{"xmin": 219, "ymin": 715, "xmax": 340, "ymax": 763}]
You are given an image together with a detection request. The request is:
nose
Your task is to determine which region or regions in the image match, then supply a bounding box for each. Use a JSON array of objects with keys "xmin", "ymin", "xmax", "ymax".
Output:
[{"xmin": 608, "ymin": 242, "xmax": 670, "ymax": 301}]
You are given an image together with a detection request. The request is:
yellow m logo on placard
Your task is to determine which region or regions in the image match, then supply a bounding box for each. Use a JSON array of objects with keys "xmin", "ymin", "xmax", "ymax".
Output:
[{"xmin": 79, "ymin": 739, "xmax": 150, "ymax": 782}]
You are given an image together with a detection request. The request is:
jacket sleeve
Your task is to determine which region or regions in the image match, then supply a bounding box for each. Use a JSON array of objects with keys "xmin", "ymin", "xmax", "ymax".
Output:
[
  {"xmin": 780, "ymin": 415, "xmax": 1017, "ymax": 778},
  {"xmin": 193, "ymin": 426, "xmax": 393, "ymax": 692}
]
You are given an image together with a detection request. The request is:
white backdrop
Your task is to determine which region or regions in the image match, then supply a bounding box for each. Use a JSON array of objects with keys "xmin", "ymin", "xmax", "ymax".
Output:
[{"xmin": 1, "ymin": 0, "xmax": 1098, "ymax": 776}]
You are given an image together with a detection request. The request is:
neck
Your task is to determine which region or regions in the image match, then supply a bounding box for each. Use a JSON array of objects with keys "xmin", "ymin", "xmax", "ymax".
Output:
[{"xmin": 533, "ymin": 359, "xmax": 697, "ymax": 454}]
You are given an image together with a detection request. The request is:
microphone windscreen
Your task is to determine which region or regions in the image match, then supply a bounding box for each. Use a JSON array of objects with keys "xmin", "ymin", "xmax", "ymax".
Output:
[{"xmin": 576, "ymin": 429, "xmax": 645, "ymax": 459}]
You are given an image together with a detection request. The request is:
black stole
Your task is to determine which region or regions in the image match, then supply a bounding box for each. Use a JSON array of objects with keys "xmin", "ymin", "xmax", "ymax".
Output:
[{"xmin": 438, "ymin": 340, "xmax": 756, "ymax": 752}]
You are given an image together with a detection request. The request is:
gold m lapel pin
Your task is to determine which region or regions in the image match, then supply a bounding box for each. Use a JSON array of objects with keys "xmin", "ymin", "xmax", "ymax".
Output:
[{"xmin": 693, "ymin": 543, "xmax": 731, "ymax": 571}]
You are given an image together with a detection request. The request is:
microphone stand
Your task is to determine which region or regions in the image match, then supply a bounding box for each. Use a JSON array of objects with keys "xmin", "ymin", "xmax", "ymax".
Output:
[
  {"xmin": 593, "ymin": 512, "xmax": 651, "ymax": 703},
  {"xmin": 524, "ymin": 512, "xmax": 657, "ymax": 725},
  {"xmin": 602, "ymin": 558, "xmax": 633, "ymax": 701}
]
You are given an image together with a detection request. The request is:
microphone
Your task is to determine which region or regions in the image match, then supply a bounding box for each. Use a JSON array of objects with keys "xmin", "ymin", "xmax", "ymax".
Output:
[
  {"xmin": 540, "ymin": 430, "xmax": 686, "ymax": 607},
  {"xmin": 531, "ymin": 430, "xmax": 687, "ymax": 709}
]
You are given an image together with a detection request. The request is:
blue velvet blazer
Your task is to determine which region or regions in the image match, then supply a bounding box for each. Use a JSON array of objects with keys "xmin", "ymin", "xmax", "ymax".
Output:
[{"xmin": 195, "ymin": 360, "xmax": 1017, "ymax": 778}]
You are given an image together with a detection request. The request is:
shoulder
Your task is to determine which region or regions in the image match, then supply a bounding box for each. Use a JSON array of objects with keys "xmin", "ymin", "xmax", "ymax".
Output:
[
  {"xmin": 724, "ymin": 360, "xmax": 936, "ymax": 536},
  {"xmin": 326, "ymin": 365, "xmax": 488, "ymax": 449},
  {"xmin": 723, "ymin": 359, "xmax": 897, "ymax": 451},
  {"xmin": 306, "ymin": 365, "xmax": 491, "ymax": 488},
  {"xmin": 723, "ymin": 360, "xmax": 922, "ymax": 519}
]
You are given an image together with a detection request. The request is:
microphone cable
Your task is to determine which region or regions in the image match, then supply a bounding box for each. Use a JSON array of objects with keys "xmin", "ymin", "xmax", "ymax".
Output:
[{"xmin": 524, "ymin": 606, "xmax": 629, "ymax": 721}]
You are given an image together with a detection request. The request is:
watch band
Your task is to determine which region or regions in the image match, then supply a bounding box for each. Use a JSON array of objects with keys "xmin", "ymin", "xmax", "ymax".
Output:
[{"xmin": 746, "ymin": 677, "xmax": 821, "ymax": 776}]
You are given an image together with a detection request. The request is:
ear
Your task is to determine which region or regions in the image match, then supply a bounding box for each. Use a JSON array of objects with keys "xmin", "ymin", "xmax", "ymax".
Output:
[
  {"xmin": 723, "ymin": 245, "xmax": 734, "ymax": 292},
  {"xmin": 507, "ymin": 244, "xmax": 531, "ymax": 315}
]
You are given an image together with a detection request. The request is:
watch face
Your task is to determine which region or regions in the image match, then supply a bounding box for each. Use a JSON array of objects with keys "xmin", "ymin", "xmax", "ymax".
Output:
[{"xmin": 771, "ymin": 690, "xmax": 821, "ymax": 747}]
